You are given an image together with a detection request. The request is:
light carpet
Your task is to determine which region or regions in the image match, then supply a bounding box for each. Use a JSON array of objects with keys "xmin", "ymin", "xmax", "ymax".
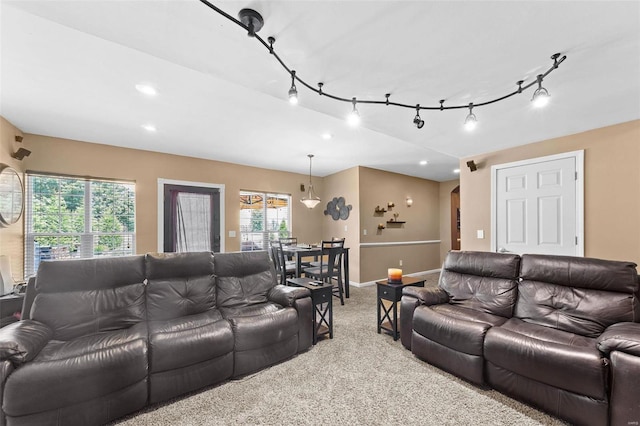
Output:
[{"xmin": 114, "ymin": 274, "xmax": 565, "ymax": 425}]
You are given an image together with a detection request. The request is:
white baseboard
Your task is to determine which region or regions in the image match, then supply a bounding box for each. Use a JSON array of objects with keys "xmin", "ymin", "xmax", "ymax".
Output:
[{"xmin": 350, "ymin": 269, "xmax": 441, "ymax": 288}]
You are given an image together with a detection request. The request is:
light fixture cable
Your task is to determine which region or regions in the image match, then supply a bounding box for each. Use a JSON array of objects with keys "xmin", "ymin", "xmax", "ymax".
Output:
[{"xmin": 199, "ymin": 1, "xmax": 566, "ymax": 125}]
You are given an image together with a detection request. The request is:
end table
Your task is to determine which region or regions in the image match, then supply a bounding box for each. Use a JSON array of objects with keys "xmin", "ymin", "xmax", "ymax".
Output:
[
  {"xmin": 287, "ymin": 277, "xmax": 333, "ymax": 344},
  {"xmin": 376, "ymin": 276, "xmax": 425, "ymax": 341},
  {"xmin": 1, "ymin": 293, "xmax": 24, "ymax": 328}
]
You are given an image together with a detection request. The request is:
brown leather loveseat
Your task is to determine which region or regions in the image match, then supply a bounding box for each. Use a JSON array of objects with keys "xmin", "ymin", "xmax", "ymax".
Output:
[
  {"xmin": 400, "ymin": 250, "xmax": 640, "ymax": 426},
  {"xmin": 0, "ymin": 250, "xmax": 312, "ymax": 425}
]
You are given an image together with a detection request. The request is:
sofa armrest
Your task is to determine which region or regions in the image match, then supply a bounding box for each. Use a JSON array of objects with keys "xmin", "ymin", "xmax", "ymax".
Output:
[
  {"xmin": 399, "ymin": 287, "xmax": 448, "ymax": 350},
  {"xmin": 0, "ymin": 320, "xmax": 53, "ymax": 364},
  {"xmin": 402, "ymin": 286, "xmax": 449, "ymax": 306},
  {"xmin": 268, "ymin": 285, "xmax": 311, "ymax": 307},
  {"xmin": 597, "ymin": 322, "xmax": 640, "ymax": 356},
  {"xmin": 268, "ymin": 285, "xmax": 313, "ymax": 352}
]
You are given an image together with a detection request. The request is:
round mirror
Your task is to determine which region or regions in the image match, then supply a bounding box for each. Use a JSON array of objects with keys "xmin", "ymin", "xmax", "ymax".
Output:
[{"xmin": 0, "ymin": 165, "xmax": 24, "ymax": 227}]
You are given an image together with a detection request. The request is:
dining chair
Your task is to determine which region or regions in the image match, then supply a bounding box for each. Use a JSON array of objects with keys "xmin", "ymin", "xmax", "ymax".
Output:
[
  {"xmin": 303, "ymin": 241, "xmax": 344, "ymax": 305},
  {"xmin": 269, "ymin": 241, "xmax": 296, "ymax": 286},
  {"xmin": 308, "ymin": 238, "xmax": 344, "ymax": 268},
  {"xmin": 278, "ymin": 237, "xmax": 297, "ymax": 247},
  {"xmin": 278, "ymin": 237, "xmax": 298, "ymax": 261}
]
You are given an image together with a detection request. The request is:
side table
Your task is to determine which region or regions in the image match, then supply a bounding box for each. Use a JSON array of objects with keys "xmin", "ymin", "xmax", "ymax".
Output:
[
  {"xmin": 376, "ymin": 276, "xmax": 425, "ymax": 341},
  {"xmin": 287, "ymin": 277, "xmax": 333, "ymax": 344},
  {"xmin": 1, "ymin": 293, "xmax": 24, "ymax": 328}
]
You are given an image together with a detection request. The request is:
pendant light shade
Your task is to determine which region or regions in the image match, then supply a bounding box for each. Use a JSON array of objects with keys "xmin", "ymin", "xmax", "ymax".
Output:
[{"xmin": 301, "ymin": 154, "xmax": 321, "ymax": 209}]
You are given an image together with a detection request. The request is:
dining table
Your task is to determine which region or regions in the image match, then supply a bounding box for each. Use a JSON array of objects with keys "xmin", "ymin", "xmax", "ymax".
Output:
[{"xmin": 281, "ymin": 245, "xmax": 350, "ymax": 298}]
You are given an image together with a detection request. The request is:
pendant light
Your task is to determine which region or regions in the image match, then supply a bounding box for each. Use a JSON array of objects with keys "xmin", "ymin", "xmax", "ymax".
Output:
[{"xmin": 301, "ymin": 154, "xmax": 321, "ymax": 209}]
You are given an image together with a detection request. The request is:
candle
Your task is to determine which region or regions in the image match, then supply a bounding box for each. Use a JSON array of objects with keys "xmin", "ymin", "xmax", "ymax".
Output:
[{"xmin": 388, "ymin": 268, "xmax": 403, "ymax": 283}]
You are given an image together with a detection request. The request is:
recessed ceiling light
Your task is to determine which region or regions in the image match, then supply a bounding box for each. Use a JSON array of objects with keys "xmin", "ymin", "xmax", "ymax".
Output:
[
  {"xmin": 142, "ymin": 124, "xmax": 156, "ymax": 132},
  {"xmin": 135, "ymin": 84, "xmax": 157, "ymax": 96},
  {"xmin": 453, "ymin": 168, "xmax": 460, "ymax": 174},
  {"xmin": 419, "ymin": 160, "xmax": 428, "ymax": 166},
  {"xmin": 322, "ymin": 133, "xmax": 333, "ymax": 140}
]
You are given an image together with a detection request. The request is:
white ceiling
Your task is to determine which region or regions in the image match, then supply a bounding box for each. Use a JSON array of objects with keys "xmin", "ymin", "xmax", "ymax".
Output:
[{"xmin": 1, "ymin": 1, "xmax": 639, "ymax": 181}]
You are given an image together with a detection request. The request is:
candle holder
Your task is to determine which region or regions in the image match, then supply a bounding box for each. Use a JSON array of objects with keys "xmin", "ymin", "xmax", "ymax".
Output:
[{"xmin": 387, "ymin": 268, "xmax": 403, "ymax": 283}]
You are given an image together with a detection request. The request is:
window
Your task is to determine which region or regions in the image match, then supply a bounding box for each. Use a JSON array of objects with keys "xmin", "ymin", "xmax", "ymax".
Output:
[
  {"xmin": 25, "ymin": 173, "xmax": 135, "ymax": 277},
  {"xmin": 239, "ymin": 191, "xmax": 291, "ymax": 251}
]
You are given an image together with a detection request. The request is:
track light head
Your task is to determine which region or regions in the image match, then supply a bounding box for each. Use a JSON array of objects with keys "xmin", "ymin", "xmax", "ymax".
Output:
[
  {"xmin": 464, "ymin": 103, "xmax": 477, "ymax": 131},
  {"xmin": 288, "ymin": 87, "xmax": 298, "ymax": 104},
  {"xmin": 531, "ymin": 74, "xmax": 550, "ymax": 108},
  {"xmin": 347, "ymin": 98, "xmax": 360, "ymax": 126},
  {"xmin": 413, "ymin": 105, "xmax": 425, "ymax": 129},
  {"xmin": 288, "ymin": 70, "xmax": 298, "ymax": 104}
]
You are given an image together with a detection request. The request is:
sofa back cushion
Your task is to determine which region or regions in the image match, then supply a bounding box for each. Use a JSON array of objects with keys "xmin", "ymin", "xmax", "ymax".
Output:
[
  {"xmin": 214, "ymin": 251, "xmax": 276, "ymax": 308},
  {"xmin": 145, "ymin": 252, "xmax": 216, "ymax": 321},
  {"xmin": 516, "ymin": 254, "xmax": 639, "ymax": 337},
  {"xmin": 30, "ymin": 256, "xmax": 146, "ymax": 341},
  {"xmin": 439, "ymin": 251, "xmax": 521, "ymax": 318}
]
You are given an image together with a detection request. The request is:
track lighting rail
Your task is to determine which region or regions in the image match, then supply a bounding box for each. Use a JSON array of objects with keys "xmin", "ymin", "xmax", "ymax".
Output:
[{"xmin": 199, "ymin": 1, "xmax": 566, "ymax": 117}]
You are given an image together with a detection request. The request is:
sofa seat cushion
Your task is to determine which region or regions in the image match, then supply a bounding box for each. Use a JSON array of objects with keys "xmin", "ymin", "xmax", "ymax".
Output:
[
  {"xmin": 3, "ymin": 323, "xmax": 148, "ymax": 417},
  {"xmin": 229, "ymin": 307, "xmax": 299, "ymax": 377},
  {"xmin": 220, "ymin": 302, "xmax": 282, "ymax": 319},
  {"xmin": 484, "ymin": 318, "xmax": 607, "ymax": 400},
  {"xmin": 148, "ymin": 309, "xmax": 234, "ymax": 373},
  {"xmin": 230, "ymin": 307, "xmax": 298, "ymax": 352},
  {"xmin": 414, "ymin": 305, "xmax": 507, "ymax": 356},
  {"xmin": 431, "ymin": 304, "xmax": 510, "ymax": 327}
]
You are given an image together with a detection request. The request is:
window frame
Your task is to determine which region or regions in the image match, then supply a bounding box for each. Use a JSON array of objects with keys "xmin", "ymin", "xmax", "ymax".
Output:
[
  {"xmin": 24, "ymin": 172, "xmax": 136, "ymax": 277},
  {"xmin": 239, "ymin": 190, "xmax": 292, "ymax": 252}
]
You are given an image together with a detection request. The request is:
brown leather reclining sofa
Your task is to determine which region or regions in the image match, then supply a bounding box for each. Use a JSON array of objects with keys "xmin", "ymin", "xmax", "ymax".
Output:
[
  {"xmin": 400, "ymin": 250, "xmax": 640, "ymax": 426},
  {"xmin": 0, "ymin": 251, "xmax": 313, "ymax": 425}
]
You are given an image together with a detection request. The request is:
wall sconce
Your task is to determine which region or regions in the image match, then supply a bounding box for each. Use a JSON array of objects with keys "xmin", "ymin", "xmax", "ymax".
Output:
[
  {"xmin": 11, "ymin": 148, "xmax": 31, "ymax": 161},
  {"xmin": 466, "ymin": 160, "xmax": 478, "ymax": 172},
  {"xmin": 406, "ymin": 197, "xmax": 413, "ymax": 207}
]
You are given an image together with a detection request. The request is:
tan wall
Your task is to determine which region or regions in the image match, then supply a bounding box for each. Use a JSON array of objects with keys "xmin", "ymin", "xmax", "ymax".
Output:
[
  {"xmin": 0, "ymin": 117, "xmax": 27, "ymax": 280},
  {"xmin": 22, "ymin": 134, "xmax": 325, "ymax": 257},
  {"xmin": 321, "ymin": 167, "xmax": 361, "ymax": 282},
  {"xmin": 460, "ymin": 119, "xmax": 640, "ymax": 266},
  {"xmin": 438, "ymin": 179, "xmax": 460, "ymax": 264},
  {"xmin": 358, "ymin": 166, "xmax": 441, "ymax": 282}
]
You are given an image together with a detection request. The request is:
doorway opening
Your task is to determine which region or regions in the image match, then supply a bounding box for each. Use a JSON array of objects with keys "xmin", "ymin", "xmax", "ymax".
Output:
[
  {"xmin": 157, "ymin": 179, "xmax": 225, "ymax": 253},
  {"xmin": 451, "ymin": 185, "xmax": 460, "ymax": 250}
]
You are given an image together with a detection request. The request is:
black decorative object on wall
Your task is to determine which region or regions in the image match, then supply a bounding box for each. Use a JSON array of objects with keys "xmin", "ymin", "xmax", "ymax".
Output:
[{"xmin": 324, "ymin": 197, "xmax": 352, "ymax": 220}]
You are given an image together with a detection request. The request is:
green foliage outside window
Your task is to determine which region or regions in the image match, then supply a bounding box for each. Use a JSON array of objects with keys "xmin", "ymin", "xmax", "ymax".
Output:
[{"xmin": 29, "ymin": 176, "xmax": 134, "ymax": 254}]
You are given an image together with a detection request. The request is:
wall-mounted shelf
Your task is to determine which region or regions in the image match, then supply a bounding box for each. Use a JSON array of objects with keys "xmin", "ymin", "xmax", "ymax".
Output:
[
  {"xmin": 386, "ymin": 221, "xmax": 406, "ymax": 224},
  {"xmin": 374, "ymin": 206, "xmax": 387, "ymax": 214}
]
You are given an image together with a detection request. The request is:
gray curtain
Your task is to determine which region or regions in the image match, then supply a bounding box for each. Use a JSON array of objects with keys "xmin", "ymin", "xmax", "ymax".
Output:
[{"xmin": 175, "ymin": 192, "xmax": 211, "ymax": 252}]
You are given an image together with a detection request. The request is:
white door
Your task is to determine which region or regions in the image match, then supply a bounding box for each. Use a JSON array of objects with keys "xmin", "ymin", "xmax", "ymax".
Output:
[{"xmin": 492, "ymin": 151, "xmax": 584, "ymax": 256}]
